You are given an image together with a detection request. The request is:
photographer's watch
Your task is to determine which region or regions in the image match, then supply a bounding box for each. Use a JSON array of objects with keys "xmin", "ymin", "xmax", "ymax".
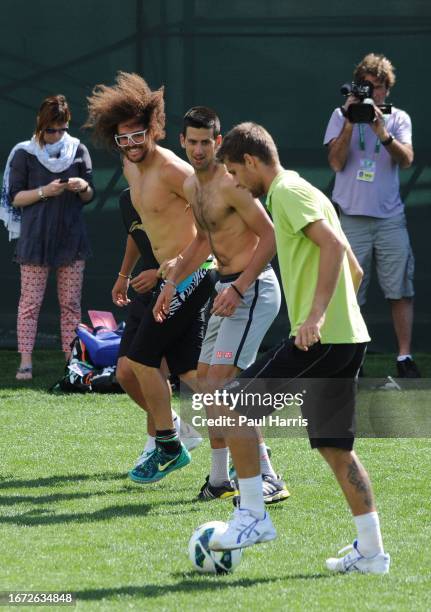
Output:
[{"xmin": 381, "ymin": 133, "xmax": 394, "ymax": 146}]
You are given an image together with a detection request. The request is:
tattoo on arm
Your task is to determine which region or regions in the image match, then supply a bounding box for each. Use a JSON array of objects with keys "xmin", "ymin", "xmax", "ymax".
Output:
[{"xmin": 347, "ymin": 459, "xmax": 373, "ymax": 509}]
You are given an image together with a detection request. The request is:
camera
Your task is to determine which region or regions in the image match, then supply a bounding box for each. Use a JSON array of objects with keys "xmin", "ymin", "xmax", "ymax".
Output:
[{"xmin": 340, "ymin": 80, "xmax": 392, "ymax": 123}]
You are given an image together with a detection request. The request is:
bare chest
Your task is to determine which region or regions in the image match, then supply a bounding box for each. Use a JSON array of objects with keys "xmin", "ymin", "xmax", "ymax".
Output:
[
  {"xmin": 192, "ymin": 184, "xmax": 233, "ymax": 232},
  {"xmin": 129, "ymin": 174, "xmax": 175, "ymax": 219}
]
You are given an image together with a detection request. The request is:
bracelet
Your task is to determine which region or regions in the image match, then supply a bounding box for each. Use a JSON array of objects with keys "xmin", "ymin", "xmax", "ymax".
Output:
[
  {"xmin": 164, "ymin": 279, "xmax": 177, "ymax": 290},
  {"xmin": 230, "ymin": 284, "xmax": 244, "ymax": 299},
  {"xmin": 38, "ymin": 187, "xmax": 48, "ymax": 201},
  {"xmin": 118, "ymin": 272, "xmax": 131, "ymax": 279},
  {"xmin": 79, "ymin": 183, "xmax": 90, "ymax": 193}
]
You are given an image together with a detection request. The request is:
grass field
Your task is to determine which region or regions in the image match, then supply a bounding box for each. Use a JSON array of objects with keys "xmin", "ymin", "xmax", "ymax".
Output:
[{"xmin": 1, "ymin": 350, "xmax": 430, "ymax": 611}]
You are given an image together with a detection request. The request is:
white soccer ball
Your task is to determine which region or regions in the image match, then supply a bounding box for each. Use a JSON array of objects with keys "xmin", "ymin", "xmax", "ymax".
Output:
[{"xmin": 188, "ymin": 521, "xmax": 243, "ymax": 574}]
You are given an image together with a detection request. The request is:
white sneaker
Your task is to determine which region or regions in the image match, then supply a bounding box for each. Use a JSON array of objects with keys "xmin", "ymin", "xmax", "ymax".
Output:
[
  {"xmin": 179, "ymin": 419, "xmax": 203, "ymax": 452},
  {"xmin": 209, "ymin": 508, "xmax": 277, "ymax": 551},
  {"xmin": 134, "ymin": 448, "xmax": 155, "ymax": 468},
  {"xmin": 326, "ymin": 540, "xmax": 390, "ymax": 574}
]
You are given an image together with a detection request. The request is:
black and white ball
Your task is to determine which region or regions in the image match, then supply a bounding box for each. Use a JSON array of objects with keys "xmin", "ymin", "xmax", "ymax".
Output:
[{"xmin": 188, "ymin": 521, "xmax": 243, "ymax": 574}]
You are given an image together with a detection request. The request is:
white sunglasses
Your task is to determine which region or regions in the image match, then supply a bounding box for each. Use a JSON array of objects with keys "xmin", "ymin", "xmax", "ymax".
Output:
[{"xmin": 114, "ymin": 129, "xmax": 148, "ymax": 147}]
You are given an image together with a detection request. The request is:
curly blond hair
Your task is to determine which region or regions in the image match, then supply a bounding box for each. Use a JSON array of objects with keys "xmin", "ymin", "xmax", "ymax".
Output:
[
  {"xmin": 354, "ymin": 53, "xmax": 396, "ymax": 89},
  {"xmin": 84, "ymin": 72, "xmax": 165, "ymax": 149}
]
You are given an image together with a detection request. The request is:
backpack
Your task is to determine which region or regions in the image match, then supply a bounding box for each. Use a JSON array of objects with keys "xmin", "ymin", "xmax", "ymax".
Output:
[
  {"xmin": 76, "ymin": 323, "xmax": 124, "ymax": 368},
  {"xmin": 49, "ymin": 325, "xmax": 125, "ymax": 394}
]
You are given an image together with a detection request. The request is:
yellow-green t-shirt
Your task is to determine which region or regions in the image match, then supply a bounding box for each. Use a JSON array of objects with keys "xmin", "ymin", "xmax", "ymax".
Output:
[{"xmin": 266, "ymin": 170, "xmax": 370, "ymax": 344}]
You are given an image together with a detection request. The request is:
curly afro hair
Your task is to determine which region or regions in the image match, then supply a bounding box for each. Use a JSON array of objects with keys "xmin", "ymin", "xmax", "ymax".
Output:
[{"xmin": 85, "ymin": 71, "xmax": 165, "ymax": 150}]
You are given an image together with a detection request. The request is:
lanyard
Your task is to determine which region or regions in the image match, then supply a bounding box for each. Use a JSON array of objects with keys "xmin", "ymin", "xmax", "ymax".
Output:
[{"xmin": 358, "ymin": 124, "xmax": 381, "ymax": 155}]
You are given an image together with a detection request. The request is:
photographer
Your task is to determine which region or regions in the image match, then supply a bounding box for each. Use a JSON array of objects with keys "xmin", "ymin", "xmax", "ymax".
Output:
[{"xmin": 324, "ymin": 53, "xmax": 420, "ymax": 378}]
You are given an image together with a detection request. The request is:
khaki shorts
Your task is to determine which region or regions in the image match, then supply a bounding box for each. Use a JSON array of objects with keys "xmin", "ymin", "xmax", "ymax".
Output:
[{"xmin": 340, "ymin": 211, "xmax": 415, "ymax": 306}]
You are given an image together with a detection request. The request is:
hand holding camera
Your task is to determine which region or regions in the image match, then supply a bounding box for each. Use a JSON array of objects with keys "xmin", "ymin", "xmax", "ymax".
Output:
[
  {"xmin": 340, "ymin": 80, "xmax": 392, "ymax": 123},
  {"xmin": 369, "ymin": 105, "xmax": 389, "ymax": 140}
]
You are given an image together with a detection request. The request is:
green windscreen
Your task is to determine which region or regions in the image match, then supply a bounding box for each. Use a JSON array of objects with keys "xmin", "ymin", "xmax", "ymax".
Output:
[{"xmin": 1, "ymin": 0, "xmax": 430, "ymax": 351}]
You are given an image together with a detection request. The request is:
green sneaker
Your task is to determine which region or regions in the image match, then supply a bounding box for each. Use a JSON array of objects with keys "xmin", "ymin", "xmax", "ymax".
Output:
[{"xmin": 128, "ymin": 443, "xmax": 191, "ymax": 484}]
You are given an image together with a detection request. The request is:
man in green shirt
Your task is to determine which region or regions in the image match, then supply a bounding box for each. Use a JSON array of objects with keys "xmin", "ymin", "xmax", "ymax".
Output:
[{"xmin": 207, "ymin": 122, "xmax": 390, "ymax": 575}]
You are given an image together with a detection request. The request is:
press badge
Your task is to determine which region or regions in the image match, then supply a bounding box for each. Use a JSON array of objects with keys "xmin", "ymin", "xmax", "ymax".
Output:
[{"xmin": 356, "ymin": 159, "xmax": 376, "ymax": 183}]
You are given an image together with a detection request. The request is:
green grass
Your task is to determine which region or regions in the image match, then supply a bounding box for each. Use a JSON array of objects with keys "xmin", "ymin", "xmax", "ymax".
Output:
[{"xmin": 1, "ymin": 351, "xmax": 430, "ymax": 611}]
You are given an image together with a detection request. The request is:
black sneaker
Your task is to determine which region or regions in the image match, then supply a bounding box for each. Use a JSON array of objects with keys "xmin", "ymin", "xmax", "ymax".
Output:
[
  {"xmin": 396, "ymin": 357, "xmax": 421, "ymax": 378},
  {"xmin": 197, "ymin": 476, "xmax": 238, "ymax": 501},
  {"xmin": 229, "ymin": 446, "xmax": 272, "ymax": 482}
]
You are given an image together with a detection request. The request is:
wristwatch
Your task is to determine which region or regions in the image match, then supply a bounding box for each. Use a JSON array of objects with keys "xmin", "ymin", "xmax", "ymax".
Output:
[
  {"xmin": 381, "ymin": 133, "xmax": 394, "ymax": 146},
  {"xmin": 38, "ymin": 187, "xmax": 48, "ymax": 201}
]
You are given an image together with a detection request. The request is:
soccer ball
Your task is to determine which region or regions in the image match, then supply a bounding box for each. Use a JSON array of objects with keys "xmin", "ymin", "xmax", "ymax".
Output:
[{"xmin": 188, "ymin": 521, "xmax": 243, "ymax": 574}]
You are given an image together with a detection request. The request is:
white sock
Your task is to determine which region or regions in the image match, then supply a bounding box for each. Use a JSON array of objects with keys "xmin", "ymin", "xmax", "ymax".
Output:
[
  {"xmin": 238, "ymin": 475, "xmax": 265, "ymax": 519},
  {"xmin": 209, "ymin": 447, "xmax": 230, "ymax": 486},
  {"xmin": 397, "ymin": 354, "xmax": 412, "ymax": 362},
  {"xmin": 143, "ymin": 435, "xmax": 156, "ymax": 453},
  {"xmin": 172, "ymin": 409, "xmax": 181, "ymax": 435},
  {"xmin": 259, "ymin": 443, "xmax": 277, "ymax": 479},
  {"xmin": 354, "ymin": 511, "xmax": 384, "ymax": 556}
]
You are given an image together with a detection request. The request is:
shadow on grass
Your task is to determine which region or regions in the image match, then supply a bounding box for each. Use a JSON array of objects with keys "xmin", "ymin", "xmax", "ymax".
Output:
[
  {"xmin": 0, "ymin": 483, "xmax": 205, "ymax": 525},
  {"xmin": 0, "ymin": 502, "xmax": 152, "ymax": 526},
  {"xmin": 171, "ymin": 570, "xmax": 329, "ymax": 581},
  {"xmin": 74, "ymin": 573, "xmax": 330, "ymax": 601},
  {"xmin": 0, "ymin": 472, "xmax": 126, "ymax": 489},
  {"xmin": 0, "ymin": 488, "xmax": 134, "ymax": 506},
  {"xmin": 0, "ymin": 468, "xmax": 211, "ymax": 527},
  {"xmin": 0, "ymin": 383, "xmax": 59, "ymax": 393},
  {"xmin": 0, "ymin": 494, "xmax": 209, "ymax": 525}
]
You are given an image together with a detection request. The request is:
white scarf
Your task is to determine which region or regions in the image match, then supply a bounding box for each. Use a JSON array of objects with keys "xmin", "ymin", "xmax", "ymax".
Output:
[{"xmin": 0, "ymin": 133, "xmax": 80, "ymax": 240}]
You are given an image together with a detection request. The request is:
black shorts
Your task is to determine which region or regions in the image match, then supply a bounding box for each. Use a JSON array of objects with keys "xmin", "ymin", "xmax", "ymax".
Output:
[
  {"xmin": 126, "ymin": 273, "xmax": 213, "ymax": 376},
  {"xmin": 118, "ymin": 292, "xmax": 154, "ymax": 359},
  {"xmin": 226, "ymin": 338, "xmax": 367, "ymax": 450}
]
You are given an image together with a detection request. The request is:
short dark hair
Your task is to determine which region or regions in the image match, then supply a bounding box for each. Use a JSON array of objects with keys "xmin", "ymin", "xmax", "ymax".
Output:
[
  {"xmin": 182, "ymin": 106, "xmax": 221, "ymax": 138},
  {"xmin": 216, "ymin": 122, "xmax": 279, "ymax": 166}
]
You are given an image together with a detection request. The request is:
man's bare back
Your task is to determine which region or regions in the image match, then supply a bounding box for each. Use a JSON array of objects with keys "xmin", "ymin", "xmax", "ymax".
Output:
[
  {"xmin": 124, "ymin": 146, "xmax": 196, "ymax": 264},
  {"xmin": 184, "ymin": 164, "xmax": 260, "ymax": 275}
]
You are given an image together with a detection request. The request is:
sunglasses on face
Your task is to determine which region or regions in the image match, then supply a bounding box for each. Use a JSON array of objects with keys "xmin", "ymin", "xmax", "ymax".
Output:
[
  {"xmin": 45, "ymin": 127, "xmax": 69, "ymax": 134},
  {"xmin": 114, "ymin": 129, "xmax": 148, "ymax": 147}
]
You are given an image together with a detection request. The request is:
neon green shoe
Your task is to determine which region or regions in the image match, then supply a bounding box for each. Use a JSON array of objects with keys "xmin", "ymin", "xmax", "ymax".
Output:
[{"xmin": 128, "ymin": 443, "xmax": 191, "ymax": 484}]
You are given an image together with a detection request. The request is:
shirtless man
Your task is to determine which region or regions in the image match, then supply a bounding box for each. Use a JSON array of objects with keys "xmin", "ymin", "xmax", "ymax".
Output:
[
  {"xmin": 85, "ymin": 72, "xmax": 213, "ymax": 484},
  {"xmin": 154, "ymin": 107, "xmax": 289, "ymax": 504},
  {"xmin": 111, "ymin": 188, "xmax": 202, "ymax": 469}
]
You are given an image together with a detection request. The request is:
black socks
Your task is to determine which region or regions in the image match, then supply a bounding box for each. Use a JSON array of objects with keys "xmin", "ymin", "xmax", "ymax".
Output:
[{"xmin": 155, "ymin": 429, "xmax": 181, "ymax": 455}]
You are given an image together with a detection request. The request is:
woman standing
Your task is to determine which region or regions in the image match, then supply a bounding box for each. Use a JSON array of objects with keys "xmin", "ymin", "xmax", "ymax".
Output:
[{"xmin": 0, "ymin": 94, "xmax": 94, "ymax": 379}]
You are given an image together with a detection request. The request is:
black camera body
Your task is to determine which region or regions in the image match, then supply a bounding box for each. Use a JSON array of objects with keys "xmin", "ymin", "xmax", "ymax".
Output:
[{"xmin": 340, "ymin": 80, "xmax": 392, "ymax": 123}]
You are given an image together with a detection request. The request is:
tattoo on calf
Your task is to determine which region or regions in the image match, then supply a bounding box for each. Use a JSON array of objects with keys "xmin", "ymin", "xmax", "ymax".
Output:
[{"xmin": 347, "ymin": 459, "xmax": 373, "ymax": 509}]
